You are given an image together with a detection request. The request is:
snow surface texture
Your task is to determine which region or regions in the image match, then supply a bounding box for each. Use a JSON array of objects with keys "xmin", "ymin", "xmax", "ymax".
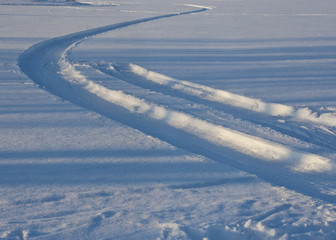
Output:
[{"xmin": 1, "ymin": 0, "xmax": 336, "ymax": 239}]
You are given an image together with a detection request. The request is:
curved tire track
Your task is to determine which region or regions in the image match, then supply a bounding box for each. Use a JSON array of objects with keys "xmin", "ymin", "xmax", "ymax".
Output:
[{"xmin": 18, "ymin": 7, "xmax": 336, "ymax": 203}]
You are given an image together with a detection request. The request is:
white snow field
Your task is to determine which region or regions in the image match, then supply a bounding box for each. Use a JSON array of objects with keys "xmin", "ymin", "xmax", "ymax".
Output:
[{"xmin": 1, "ymin": 0, "xmax": 336, "ymax": 239}]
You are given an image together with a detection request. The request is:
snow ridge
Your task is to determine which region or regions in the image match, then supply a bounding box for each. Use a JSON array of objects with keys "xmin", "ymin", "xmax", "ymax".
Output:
[{"xmin": 96, "ymin": 62, "xmax": 336, "ymax": 127}]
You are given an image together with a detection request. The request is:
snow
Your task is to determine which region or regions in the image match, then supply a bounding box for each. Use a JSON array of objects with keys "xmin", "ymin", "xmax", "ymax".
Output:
[{"xmin": 1, "ymin": 0, "xmax": 336, "ymax": 239}]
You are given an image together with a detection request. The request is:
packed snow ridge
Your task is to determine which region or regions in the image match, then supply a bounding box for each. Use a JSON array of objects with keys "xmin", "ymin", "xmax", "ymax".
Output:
[
  {"xmin": 100, "ymin": 62, "xmax": 336, "ymax": 127},
  {"xmin": 182, "ymin": 4, "xmax": 213, "ymax": 10}
]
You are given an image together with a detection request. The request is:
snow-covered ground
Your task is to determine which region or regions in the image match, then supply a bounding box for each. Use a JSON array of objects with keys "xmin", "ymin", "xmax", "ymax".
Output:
[{"xmin": 1, "ymin": 0, "xmax": 336, "ymax": 239}]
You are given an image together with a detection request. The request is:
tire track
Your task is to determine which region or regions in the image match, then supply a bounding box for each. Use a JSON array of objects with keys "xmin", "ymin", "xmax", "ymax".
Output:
[{"xmin": 18, "ymin": 5, "xmax": 336, "ymax": 203}]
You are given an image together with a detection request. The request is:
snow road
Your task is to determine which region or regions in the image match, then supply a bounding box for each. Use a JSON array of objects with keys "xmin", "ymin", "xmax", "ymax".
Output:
[{"xmin": 18, "ymin": 4, "xmax": 336, "ymax": 205}]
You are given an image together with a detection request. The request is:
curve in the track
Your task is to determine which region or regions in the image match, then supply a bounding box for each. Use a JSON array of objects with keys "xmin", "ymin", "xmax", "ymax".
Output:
[{"xmin": 18, "ymin": 6, "xmax": 336, "ymax": 203}]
